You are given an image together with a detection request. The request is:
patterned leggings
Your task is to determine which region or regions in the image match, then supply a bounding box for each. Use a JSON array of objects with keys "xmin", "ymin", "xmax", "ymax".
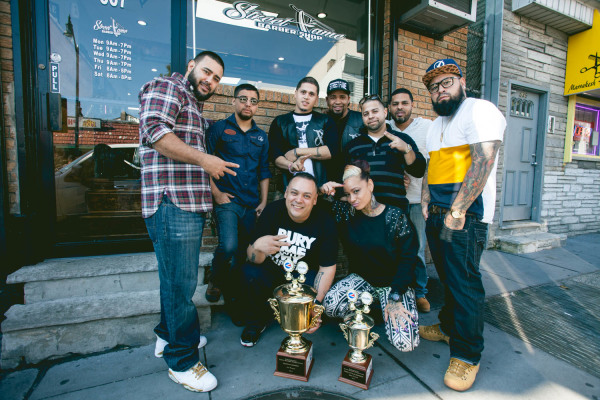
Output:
[{"xmin": 323, "ymin": 274, "xmax": 420, "ymax": 352}]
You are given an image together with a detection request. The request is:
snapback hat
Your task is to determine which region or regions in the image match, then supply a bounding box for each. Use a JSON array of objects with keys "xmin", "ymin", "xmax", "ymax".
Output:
[
  {"xmin": 422, "ymin": 59, "xmax": 463, "ymax": 88},
  {"xmin": 327, "ymin": 79, "xmax": 351, "ymax": 95}
]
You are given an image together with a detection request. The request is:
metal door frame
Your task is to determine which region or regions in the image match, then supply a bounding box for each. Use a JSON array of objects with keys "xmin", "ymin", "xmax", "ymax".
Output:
[{"xmin": 499, "ymin": 80, "xmax": 549, "ymax": 226}]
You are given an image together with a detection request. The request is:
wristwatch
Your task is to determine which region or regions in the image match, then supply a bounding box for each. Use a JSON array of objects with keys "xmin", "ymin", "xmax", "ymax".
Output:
[
  {"xmin": 388, "ymin": 291, "xmax": 400, "ymax": 302},
  {"xmin": 451, "ymin": 209, "xmax": 465, "ymax": 219},
  {"xmin": 404, "ymin": 143, "xmax": 412, "ymax": 154}
]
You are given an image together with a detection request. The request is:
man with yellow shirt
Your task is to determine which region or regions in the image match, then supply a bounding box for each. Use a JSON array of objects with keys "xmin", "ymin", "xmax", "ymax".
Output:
[{"xmin": 419, "ymin": 59, "xmax": 506, "ymax": 392}]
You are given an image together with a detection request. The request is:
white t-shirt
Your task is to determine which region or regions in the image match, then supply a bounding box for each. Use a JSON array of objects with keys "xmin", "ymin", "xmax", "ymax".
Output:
[
  {"xmin": 293, "ymin": 113, "xmax": 314, "ymax": 177},
  {"xmin": 425, "ymin": 98, "xmax": 506, "ymax": 223},
  {"xmin": 388, "ymin": 117, "xmax": 432, "ymax": 204}
]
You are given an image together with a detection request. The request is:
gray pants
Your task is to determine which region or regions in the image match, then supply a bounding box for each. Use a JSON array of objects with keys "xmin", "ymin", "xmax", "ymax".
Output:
[{"xmin": 323, "ymin": 274, "xmax": 420, "ymax": 352}]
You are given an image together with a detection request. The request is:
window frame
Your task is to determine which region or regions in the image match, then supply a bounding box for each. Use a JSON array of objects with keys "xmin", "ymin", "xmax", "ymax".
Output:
[{"xmin": 564, "ymin": 95, "xmax": 600, "ymax": 163}]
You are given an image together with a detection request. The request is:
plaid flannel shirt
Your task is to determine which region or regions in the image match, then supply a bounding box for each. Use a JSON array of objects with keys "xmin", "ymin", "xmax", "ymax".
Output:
[{"xmin": 138, "ymin": 73, "xmax": 212, "ymax": 218}]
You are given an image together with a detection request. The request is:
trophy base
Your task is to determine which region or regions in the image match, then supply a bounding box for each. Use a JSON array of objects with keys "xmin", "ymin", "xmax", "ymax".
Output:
[
  {"xmin": 338, "ymin": 352, "xmax": 373, "ymax": 390},
  {"xmin": 274, "ymin": 340, "xmax": 314, "ymax": 382}
]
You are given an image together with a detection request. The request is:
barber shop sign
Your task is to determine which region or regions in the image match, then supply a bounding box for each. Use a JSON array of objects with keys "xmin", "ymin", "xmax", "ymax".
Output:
[{"xmin": 223, "ymin": 2, "xmax": 346, "ymax": 42}]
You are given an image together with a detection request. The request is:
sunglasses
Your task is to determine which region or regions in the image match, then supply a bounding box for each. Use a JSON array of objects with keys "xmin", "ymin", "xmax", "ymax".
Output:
[
  {"xmin": 235, "ymin": 96, "xmax": 259, "ymax": 105},
  {"xmin": 359, "ymin": 94, "xmax": 384, "ymax": 106}
]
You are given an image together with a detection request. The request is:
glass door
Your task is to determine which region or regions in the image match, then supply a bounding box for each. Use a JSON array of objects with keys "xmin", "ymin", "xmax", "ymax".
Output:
[{"xmin": 48, "ymin": 0, "xmax": 171, "ymax": 244}]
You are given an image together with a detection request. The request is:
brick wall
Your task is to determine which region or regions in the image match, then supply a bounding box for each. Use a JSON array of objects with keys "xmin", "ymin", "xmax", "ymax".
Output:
[
  {"xmin": 199, "ymin": 86, "xmax": 331, "ymax": 253},
  {"xmin": 0, "ymin": 0, "xmax": 17, "ymax": 214},
  {"xmin": 394, "ymin": 27, "xmax": 468, "ymax": 120},
  {"xmin": 499, "ymin": 0, "xmax": 600, "ymax": 235}
]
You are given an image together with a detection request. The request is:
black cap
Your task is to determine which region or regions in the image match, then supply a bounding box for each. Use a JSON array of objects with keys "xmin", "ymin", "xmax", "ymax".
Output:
[{"xmin": 327, "ymin": 79, "xmax": 351, "ymax": 95}]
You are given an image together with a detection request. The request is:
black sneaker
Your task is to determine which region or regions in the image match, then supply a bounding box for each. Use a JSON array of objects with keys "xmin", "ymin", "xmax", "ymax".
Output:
[{"xmin": 240, "ymin": 323, "xmax": 266, "ymax": 347}]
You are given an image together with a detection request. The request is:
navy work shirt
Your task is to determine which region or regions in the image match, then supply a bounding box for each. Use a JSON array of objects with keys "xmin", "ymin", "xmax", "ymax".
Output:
[{"xmin": 206, "ymin": 114, "xmax": 272, "ymax": 208}]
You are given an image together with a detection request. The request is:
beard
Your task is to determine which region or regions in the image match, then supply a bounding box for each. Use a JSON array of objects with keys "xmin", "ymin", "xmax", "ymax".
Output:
[
  {"xmin": 237, "ymin": 112, "xmax": 252, "ymax": 121},
  {"xmin": 367, "ymin": 119, "xmax": 385, "ymax": 133},
  {"xmin": 432, "ymin": 89, "xmax": 466, "ymax": 117},
  {"xmin": 188, "ymin": 71, "xmax": 214, "ymax": 102},
  {"xmin": 391, "ymin": 109, "xmax": 411, "ymax": 125}
]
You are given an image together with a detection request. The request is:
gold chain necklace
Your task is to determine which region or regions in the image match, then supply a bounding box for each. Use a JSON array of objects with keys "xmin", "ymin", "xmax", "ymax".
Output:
[{"xmin": 440, "ymin": 115, "xmax": 454, "ymax": 143}]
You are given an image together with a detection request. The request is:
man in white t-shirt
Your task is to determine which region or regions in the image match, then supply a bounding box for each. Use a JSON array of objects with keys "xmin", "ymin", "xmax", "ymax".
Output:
[
  {"xmin": 387, "ymin": 88, "xmax": 432, "ymax": 314},
  {"xmin": 418, "ymin": 59, "xmax": 506, "ymax": 392},
  {"xmin": 268, "ymin": 77, "xmax": 338, "ymax": 188}
]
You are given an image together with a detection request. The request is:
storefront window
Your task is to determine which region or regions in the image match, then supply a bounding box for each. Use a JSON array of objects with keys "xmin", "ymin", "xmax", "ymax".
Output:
[
  {"xmin": 49, "ymin": 0, "xmax": 170, "ymax": 243},
  {"xmin": 187, "ymin": 0, "xmax": 367, "ymax": 102},
  {"xmin": 572, "ymin": 104, "xmax": 600, "ymax": 157}
]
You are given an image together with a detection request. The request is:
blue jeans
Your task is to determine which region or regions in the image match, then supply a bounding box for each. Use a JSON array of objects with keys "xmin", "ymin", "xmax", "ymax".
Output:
[
  {"xmin": 425, "ymin": 212, "xmax": 488, "ymax": 364},
  {"xmin": 409, "ymin": 203, "xmax": 428, "ymax": 298},
  {"xmin": 144, "ymin": 195, "xmax": 206, "ymax": 372},
  {"xmin": 240, "ymin": 262, "xmax": 316, "ymax": 327},
  {"xmin": 211, "ymin": 202, "xmax": 257, "ymax": 299}
]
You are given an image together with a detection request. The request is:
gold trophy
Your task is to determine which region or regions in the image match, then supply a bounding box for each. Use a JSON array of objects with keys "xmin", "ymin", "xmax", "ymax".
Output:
[
  {"xmin": 338, "ymin": 290, "xmax": 379, "ymax": 389},
  {"xmin": 268, "ymin": 259, "xmax": 324, "ymax": 381}
]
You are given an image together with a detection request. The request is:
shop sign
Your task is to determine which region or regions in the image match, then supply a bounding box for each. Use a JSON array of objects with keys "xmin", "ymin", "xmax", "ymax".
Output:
[
  {"xmin": 222, "ymin": 2, "xmax": 345, "ymax": 42},
  {"xmin": 67, "ymin": 117, "xmax": 101, "ymax": 129},
  {"xmin": 94, "ymin": 17, "xmax": 128, "ymax": 38},
  {"xmin": 564, "ymin": 9, "xmax": 600, "ymax": 96}
]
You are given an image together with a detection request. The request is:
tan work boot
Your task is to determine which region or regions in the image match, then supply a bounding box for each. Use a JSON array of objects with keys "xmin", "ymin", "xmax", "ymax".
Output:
[
  {"xmin": 416, "ymin": 297, "xmax": 431, "ymax": 313},
  {"xmin": 419, "ymin": 323, "xmax": 450, "ymax": 345},
  {"xmin": 444, "ymin": 357, "xmax": 480, "ymax": 391}
]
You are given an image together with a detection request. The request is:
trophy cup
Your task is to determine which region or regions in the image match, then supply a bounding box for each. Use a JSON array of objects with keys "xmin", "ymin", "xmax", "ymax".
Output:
[
  {"xmin": 268, "ymin": 259, "xmax": 324, "ymax": 381},
  {"xmin": 338, "ymin": 290, "xmax": 379, "ymax": 389}
]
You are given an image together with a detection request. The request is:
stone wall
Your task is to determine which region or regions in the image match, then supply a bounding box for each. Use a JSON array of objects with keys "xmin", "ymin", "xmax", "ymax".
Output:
[{"xmin": 500, "ymin": 0, "xmax": 600, "ymax": 235}]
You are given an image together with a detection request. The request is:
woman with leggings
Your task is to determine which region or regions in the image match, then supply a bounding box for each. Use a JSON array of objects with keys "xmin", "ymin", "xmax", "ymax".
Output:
[{"xmin": 320, "ymin": 160, "xmax": 420, "ymax": 352}]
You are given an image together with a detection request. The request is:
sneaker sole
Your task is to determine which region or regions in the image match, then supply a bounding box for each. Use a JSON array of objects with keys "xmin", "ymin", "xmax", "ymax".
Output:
[
  {"xmin": 240, "ymin": 326, "xmax": 266, "ymax": 347},
  {"xmin": 168, "ymin": 371, "xmax": 217, "ymax": 392}
]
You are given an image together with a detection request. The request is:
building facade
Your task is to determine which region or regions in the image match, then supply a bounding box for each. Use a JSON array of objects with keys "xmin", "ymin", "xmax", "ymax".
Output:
[
  {"xmin": 0, "ymin": 0, "xmax": 475, "ymax": 275},
  {"xmin": 491, "ymin": 0, "xmax": 600, "ymax": 251}
]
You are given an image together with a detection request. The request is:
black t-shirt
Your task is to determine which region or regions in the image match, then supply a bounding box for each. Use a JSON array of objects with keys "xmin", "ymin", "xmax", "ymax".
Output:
[
  {"xmin": 332, "ymin": 202, "xmax": 417, "ymax": 294},
  {"xmin": 329, "ymin": 111, "xmax": 349, "ymax": 139},
  {"xmin": 250, "ymin": 199, "xmax": 338, "ymax": 271}
]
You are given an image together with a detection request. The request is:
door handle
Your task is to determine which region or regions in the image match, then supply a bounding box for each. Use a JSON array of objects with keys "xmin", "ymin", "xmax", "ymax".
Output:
[{"xmin": 531, "ymin": 153, "xmax": 537, "ymax": 166}]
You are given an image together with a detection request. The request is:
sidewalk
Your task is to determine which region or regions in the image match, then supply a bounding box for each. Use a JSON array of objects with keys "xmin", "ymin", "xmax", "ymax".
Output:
[{"xmin": 1, "ymin": 233, "xmax": 599, "ymax": 400}]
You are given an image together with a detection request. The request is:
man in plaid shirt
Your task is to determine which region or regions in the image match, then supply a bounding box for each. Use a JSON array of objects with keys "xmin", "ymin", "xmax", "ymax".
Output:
[{"xmin": 139, "ymin": 50, "xmax": 238, "ymax": 393}]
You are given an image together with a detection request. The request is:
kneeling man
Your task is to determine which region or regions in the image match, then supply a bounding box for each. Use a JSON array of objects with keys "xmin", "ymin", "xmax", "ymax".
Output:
[{"xmin": 239, "ymin": 172, "xmax": 338, "ymax": 346}]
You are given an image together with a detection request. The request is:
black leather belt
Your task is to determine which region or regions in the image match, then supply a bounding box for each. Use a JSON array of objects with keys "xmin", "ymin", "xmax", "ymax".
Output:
[{"xmin": 429, "ymin": 204, "xmax": 477, "ymax": 217}]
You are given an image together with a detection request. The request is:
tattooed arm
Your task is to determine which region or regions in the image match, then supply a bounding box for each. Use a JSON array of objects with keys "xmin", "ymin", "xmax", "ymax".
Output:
[
  {"xmin": 421, "ymin": 160, "xmax": 430, "ymax": 221},
  {"xmin": 313, "ymin": 265, "xmax": 336, "ymax": 303},
  {"xmin": 306, "ymin": 265, "xmax": 336, "ymax": 334},
  {"xmin": 445, "ymin": 140, "xmax": 501, "ymax": 230}
]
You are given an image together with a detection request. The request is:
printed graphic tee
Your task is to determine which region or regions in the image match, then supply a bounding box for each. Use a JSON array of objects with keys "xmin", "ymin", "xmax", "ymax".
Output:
[
  {"xmin": 250, "ymin": 199, "xmax": 337, "ymax": 271},
  {"xmin": 426, "ymin": 98, "xmax": 506, "ymax": 223},
  {"xmin": 294, "ymin": 112, "xmax": 315, "ymax": 176}
]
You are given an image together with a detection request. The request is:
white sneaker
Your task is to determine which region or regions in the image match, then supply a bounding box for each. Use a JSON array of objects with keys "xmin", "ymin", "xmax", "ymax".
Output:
[
  {"xmin": 168, "ymin": 361, "xmax": 217, "ymax": 392},
  {"xmin": 155, "ymin": 335, "xmax": 208, "ymax": 358}
]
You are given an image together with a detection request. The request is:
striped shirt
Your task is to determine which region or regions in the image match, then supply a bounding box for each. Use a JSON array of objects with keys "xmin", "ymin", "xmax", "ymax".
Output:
[
  {"xmin": 138, "ymin": 73, "xmax": 212, "ymax": 218},
  {"xmin": 343, "ymin": 125, "xmax": 426, "ymax": 211}
]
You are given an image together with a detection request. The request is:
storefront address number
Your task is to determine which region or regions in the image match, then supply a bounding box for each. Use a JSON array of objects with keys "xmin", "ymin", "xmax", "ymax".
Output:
[{"xmin": 100, "ymin": 0, "xmax": 125, "ymax": 8}]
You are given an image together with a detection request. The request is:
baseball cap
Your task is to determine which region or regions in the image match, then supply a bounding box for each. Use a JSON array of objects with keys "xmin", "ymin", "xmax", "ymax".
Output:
[
  {"xmin": 422, "ymin": 59, "xmax": 463, "ymax": 88},
  {"xmin": 327, "ymin": 79, "xmax": 351, "ymax": 95}
]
